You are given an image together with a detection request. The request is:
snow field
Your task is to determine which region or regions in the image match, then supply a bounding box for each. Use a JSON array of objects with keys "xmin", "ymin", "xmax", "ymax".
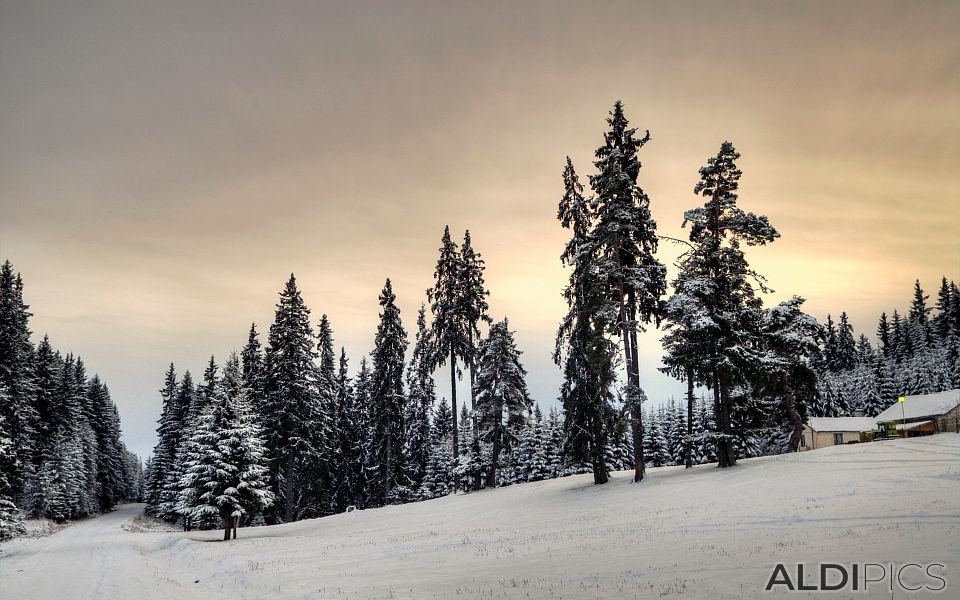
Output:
[{"xmin": 2, "ymin": 435, "xmax": 958, "ymax": 599}]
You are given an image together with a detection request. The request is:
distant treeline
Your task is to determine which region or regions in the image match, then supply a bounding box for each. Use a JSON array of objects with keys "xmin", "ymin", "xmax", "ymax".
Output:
[{"xmin": 1, "ymin": 260, "xmax": 143, "ymax": 540}]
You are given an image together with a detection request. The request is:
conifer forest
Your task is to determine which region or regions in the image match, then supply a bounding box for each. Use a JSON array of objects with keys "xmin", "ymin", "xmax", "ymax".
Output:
[{"xmin": 2, "ymin": 4, "xmax": 958, "ymax": 597}]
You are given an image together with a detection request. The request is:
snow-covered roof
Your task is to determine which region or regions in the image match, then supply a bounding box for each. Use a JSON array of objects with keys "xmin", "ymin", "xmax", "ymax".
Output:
[
  {"xmin": 807, "ymin": 417, "xmax": 876, "ymax": 432},
  {"xmin": 874, "ymin": 389, "xmax": 960, "ymax": 422}
]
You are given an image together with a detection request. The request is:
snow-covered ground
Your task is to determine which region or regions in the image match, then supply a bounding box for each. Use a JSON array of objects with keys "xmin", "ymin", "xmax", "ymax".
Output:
[{"xmin": 2, "ymin": 436, "xmax": 958, "ymax": 599}]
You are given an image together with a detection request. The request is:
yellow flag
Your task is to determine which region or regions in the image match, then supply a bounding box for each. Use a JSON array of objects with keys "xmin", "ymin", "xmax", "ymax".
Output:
[{"xmin": 898, "ymin": 396, "xmax": 905, "ymax": 403}]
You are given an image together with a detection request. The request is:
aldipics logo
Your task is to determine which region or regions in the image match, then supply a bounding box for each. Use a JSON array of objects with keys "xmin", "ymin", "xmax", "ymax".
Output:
[{"xmin": 766, "ymin": 563, "xmax": 947, "ymax": 593}]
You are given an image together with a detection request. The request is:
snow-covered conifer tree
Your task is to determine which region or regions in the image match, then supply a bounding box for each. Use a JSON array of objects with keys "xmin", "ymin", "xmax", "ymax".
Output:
[
  {"xmin": 240, "ymin": 323, "xmax": 266, "ymax": 416},
  {"xmin": 368, "ymin": 279, "xmax": 409, "ymax": 505},
  {"xmin": 587, "ymin": 102, "xmax": 667, "ymax": 482},
  {"xmin": 177, "ymin": 353, "xmax": 274, "ymax": 540},
  {"xmin": 758, "ymin": 297, "xmax": 820, "ymax": 450},
  {"xmin": 555, "ymin": 157, "xmax": 617, "ymax": 485},
  {"xmin": 404, "ymin": 305, "xmax": 435, "ymax": 494},
  {"xmin": 262, "ymin": 274, "xmax": 321, "ymax": 523},
  {"xmin": 419, "ymin": 398, "xmax": 454, "ymax": 499},
  {"xmin": 474, "ymin": 319, "xmax": 531, "ymax": 487},
  {"xmin": 674, "ymin": 142, "xmax": 779, "ymax": 467},
  {"xmin": 0, "ymin": 403, "xmax": 25, "ymax": 539},
  {"xmin": 459, "ymin": 230, "xmax": 491, "ymax": 411},
  {"xmin": 876, "ymin": 312, "xmax": 891, "ymax": 358},
  {"xmin": 427, "ymin": 227, "xmax": 470, "ymax": 476},
  {"xmin": 0, "ymin": 261, "xmax": 38, "ymax": 502}
]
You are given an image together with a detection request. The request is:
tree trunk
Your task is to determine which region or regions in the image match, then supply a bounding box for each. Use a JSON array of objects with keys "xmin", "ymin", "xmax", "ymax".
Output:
[
  {"xmin": 468, "ymin": 329, "xmax": 476, "ymax": 412},
  {"xmin": 485, "ymin": 426, "xmax": 500, "ymax": 489},
  {"xmin": 284, "ymin": 456, "xmax": 296, "ymax": 522},
  {"xmin": 593, "ymin": 418, "xmax": 609, "ymax": 485},
  {"xmin": 221, "ymin": 509, "xmax": 232, "ymax": 541},
  {"xmin": 450, "ymin": 348, "xmax": 459, "ymax": 492},
  {"xmin": 622, "ymin": 319, "xmax": 644, "ymax": 482},
  {"xmin": 384, "ymin": 430, "xmax": 393, "ymax": 500},
  {"xmin": 232, "ymin": 515, "xmax": 238, "ymax": 540},
  {"xmin": 783, "ymin": 373, "xmax": 803, "ymax": 452},
  {"xmin": 715, "ymin": 377, "xmax": 737, "ymax": 467},
  {"xmin": 711, "ymin": 371, "xmax": 727, "ymax": 468},
  {"xmin": 685, "ymin": 370, "xmax": 694, "ymax": 468}
]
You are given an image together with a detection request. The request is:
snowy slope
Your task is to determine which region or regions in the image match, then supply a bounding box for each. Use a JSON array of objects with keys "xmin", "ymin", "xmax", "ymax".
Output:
[{"xmin": 2, "ymin": 436, "xmax": 958, "ymax": 599}]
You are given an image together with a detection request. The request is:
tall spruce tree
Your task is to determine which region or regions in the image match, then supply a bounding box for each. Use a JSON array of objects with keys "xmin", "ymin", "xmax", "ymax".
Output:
[
  {"xmin": 404, "ymin": 305, "xmax": 435, "ymax": 493},
  {"xmin": 89, "ymin": 378, "xmax": 125, "ymax": 511},
  {"xmin": 368, "ymin": 279, "xmax": 409, "ymax": 505},
  {"xmin": 587, "ymin": 102, "xmax": 667, "ymax": 482},
  {"xmin": 459, "ymin": 231, "xmax": 491, "ymax": 410},
  {"xmin": 555, "ymin": 157, "xmax": 617, "ymax": 485},
  {"xmin": 333, "ymin": 348, "xmax": 364, "ymax": 510},
  {"xmin": 427, "ymin": 226, "xmax": 470, "ymax": 481},
  {"xmin": 0, "ymin": 261, "xmax": 38, "ymax": 501},
  {"xmin": 263, "ymin": 274, "xmax": 321, "ymax": 522},
  {"xmin": 145, "ymin": 363, "xmax": 179, "ymax": 513},
  {"xmin": 676, "ymin": 142, "xmax": 779, "ymax": 467}
]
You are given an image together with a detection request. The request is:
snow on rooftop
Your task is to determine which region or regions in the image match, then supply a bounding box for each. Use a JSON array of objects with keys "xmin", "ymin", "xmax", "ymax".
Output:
[
  {"xmin": 807, "ymin": 416, "xmax": 877, "ymax": 432},
  {"xmin": 874, "ymin": 389, "xmax": 960, "ymax": 422}
]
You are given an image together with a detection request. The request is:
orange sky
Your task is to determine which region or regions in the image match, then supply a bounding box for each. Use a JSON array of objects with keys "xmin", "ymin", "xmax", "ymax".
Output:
[{"xmin": 1, "ymin": 1, "xmax": 958, "ymax": 458}]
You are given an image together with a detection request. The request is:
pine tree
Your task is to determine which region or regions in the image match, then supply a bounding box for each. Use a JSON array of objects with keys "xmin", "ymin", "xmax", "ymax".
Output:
[
  {"xmin": 835, "ymin": 312, "xmax": 858, "ymax": 371},
  {"xmin": 695, "ymin": 398, "xmax": 717, "ymax": 464},
  {"xmin": 662, "ymin": 256, "xmax": 711, "ymax": 469},
  {"xmin": 368, "ymin": 279, "xmax": 409, "ymax": 505},
  {"xmin": 176, "ymin": 353, "xmax": 274, "ymax": 540},
  {"xmin": 456, "ymin": 436, "xmax": 487, "ymax": 492},
  {"xmin": 296, "ymin": 314, "xmax": 338, "ymax": 519},
  {"xmin": 262, "ymin": 274, "xmax": 321, "ymax": 523},
  {"xmin": 474, "ymin": 319, "xmax": 531, "ymax": 488},
  {"xmin": 349, "ymin": 357, "xmax": 373, "ymax": 507},
  {"xmin": 333, "ymin": 348, "xmax": 364, "ymax": 510},
  {"xmin": 555, "ymin": 156, "xmax": 617, "ymax": 485},
  {"xmin": 240, "ymin": 323, "xmax": 266, "ymax": 415},
  {"xmin": 157, "ymin": 371, "xmax": 194, "ymax": 521},
  {"xmin": 758, "ymin": 297, "xmax": 820, "ymax": 450},
  {"xmin": 675, "ymin": 142, "xmax": 779, "ymax": 467},
  {"xmin": 856, "ymin": 334, "xmax": 875, "ymax": 365},
  {"xmin": 460, "ymin": 230, "xmax": 491, "ymax": 411},
  {"xmin": 420, "ymin": 398, "xmax": 454, "ymax": 499},
  {"xmin": 427, "ymin": 226, "xmax": 470, "ymax": 480},
  {"xmin": 0, "ymin": 261, "xmax": 39, "ymax": 501},
  {"xmin": 89, "ymin": 378, "xmax": 125, "ymax": 511},
  {"xmin": 908, "ymin": 279, "xmax": 931, "ymax": 347},
  {"xmin": 642, "ymin": 408, "xmax": 670, "ymax": 468},
  {"xmin": 146, "ymin": 363, "xmax": 179, "ymax": 512},
  {"xmin": 665, "ymin": 399, "xmax": 687, "ymax": 465},
  {"xmin": 891, "ymin": 310, "xmax": 912, "ymax": 362},
  {"xmin": 587, "ymin": 102, "xmax": 667, "ymax": 482},
  {"xmin": 404, "ymin": 305, "xmax": 435, "ymax": 494},
  {"xmin": 822, "ymin": 315, "xmax": 839, "ymax": 371},
  {"xmin": 861, "ymin": 360, "xmax": 891, "ymax": 417},
  {"xmin": 876, "ymin": 312, "xmax": 891, "ymax": 358},
  {"xmin": 0, "ymin": 402, "xmax": 25, "ymax": 540}
]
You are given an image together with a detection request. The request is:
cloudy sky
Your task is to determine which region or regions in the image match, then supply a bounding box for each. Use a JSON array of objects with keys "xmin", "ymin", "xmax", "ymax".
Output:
[{"xmin": 2, "ymin": 1, "xmax": 958, "ymax": 459}]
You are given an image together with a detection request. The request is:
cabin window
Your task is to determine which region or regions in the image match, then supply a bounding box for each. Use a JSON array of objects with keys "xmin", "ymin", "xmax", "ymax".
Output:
[
  {"xmin": 833, "ymin": 433, "xmax": 843, "ymax": 445},
  {"xmin": 800, "ymin": 435, "xmax": 806, "ymax": 447}
]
